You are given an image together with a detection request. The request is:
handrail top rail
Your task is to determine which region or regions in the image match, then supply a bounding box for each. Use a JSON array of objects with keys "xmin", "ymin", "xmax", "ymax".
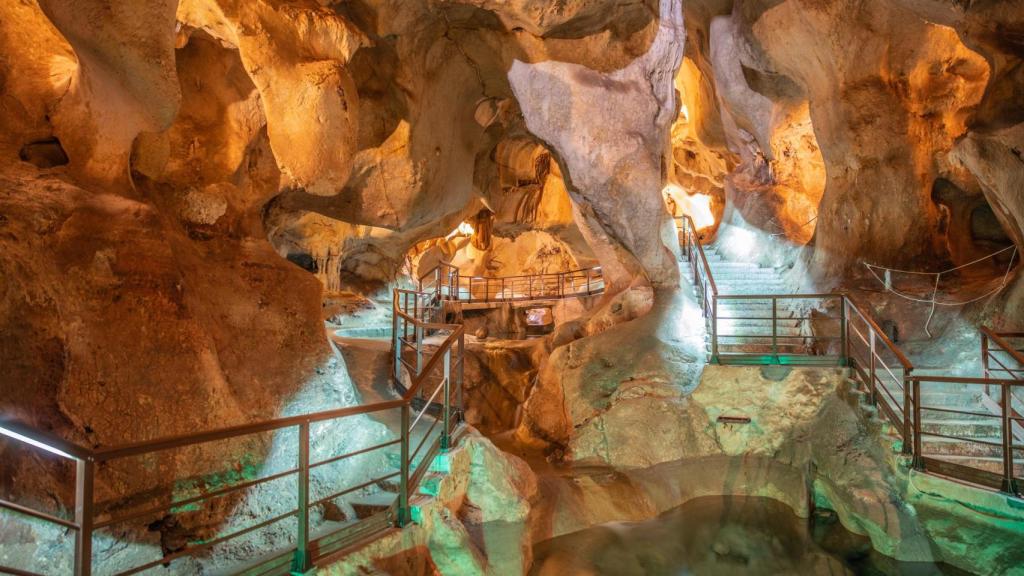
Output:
[
  {"xmin": 1, "ymin": 398, "xmax": 408, "ymax": 463},
  {"xmin": 906, "ymin": 374, "xmax": 1023, "ymax": 385},
  {"xmin": 716, "ymin": 292, "xmax": 843, "ymax": 300},
  {"xmin": 0, "ymin": 418, "xmax": 93, "ymax": 460},
  {"xmin": 681, "ymin": 214, "xmax": 718, "ymax": 296},
  {"xmin": 418, "ymin": 261, "xmax": 458, "ymax": 282},
  {"xmin": 419, "ymin": 261, "xmax": 602, "ymax": 285},
  {"xmin": 981, "ymin": 326, "xmax": 1024, "ymax": 366},
  {"xmin": 3, "ymin": 289, "xmax": 466, "ymax": 463},
  {"xmin": 399, "ymin": 327, "xmax": 464, "ymax": 404},
  {"xmin": 843, "ymin": 293, "xmax": 914, "ymax": 371}
]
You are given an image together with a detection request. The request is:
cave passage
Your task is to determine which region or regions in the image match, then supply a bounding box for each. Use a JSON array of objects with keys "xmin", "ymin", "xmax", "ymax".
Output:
[{"xmin": 1, "ymin": 0, "xmax": 1023, "ymax": 575}]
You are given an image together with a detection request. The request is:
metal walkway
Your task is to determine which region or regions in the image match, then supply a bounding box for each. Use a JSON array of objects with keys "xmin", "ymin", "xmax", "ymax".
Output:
[{"xmin": 678, "ymin": 214, "xmax": 1024, "ymax": 496}]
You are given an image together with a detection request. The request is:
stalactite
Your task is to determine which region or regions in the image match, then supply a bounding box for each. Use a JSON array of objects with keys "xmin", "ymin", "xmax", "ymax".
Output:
[{"xmin": 472, "ymin": 209, "xmax": 494, "ymax": 251}]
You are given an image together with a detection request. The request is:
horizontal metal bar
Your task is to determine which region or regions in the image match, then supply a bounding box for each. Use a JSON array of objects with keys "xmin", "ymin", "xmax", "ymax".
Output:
[
  {"xmin": 95, "ymin": 466, "xmax": 299, "ymax": 530},
  {"xmin": 95, "ymin": 400, "xmax": 404, "ymax": 462},
  {"xmin": 0, "ymin": 497, "xmax": 78, "ymax": 530},
  {"xmin": 843, "ymin": 295, "xmax": 914, "ymax": 370},
  {"xmin": 309, "ymin": 439, "xmax": 401, "ymax": 472},
  {"xmin": 717, "ymin": 293, "xmax": 841, "ymax": 300},
  {"xmin": 309, "ymin": 471, "xmax": 401, "ymax": 508},
  {"xmin": 919, "ymin": 430, "xmax": 1004, "ymax": 448},
  {"xmin": 981, "ymin": 327, "xmax": 1024, "ymax": 367},
  {"xmin": 920, "ymin": 457, "xmax": 1005, "ymax": 491},
  {"xmin": 715, "ymin": 335, "xmax": 838, "ymax": 340},
  {"xmin": 115, "ymin": 507, "xmax": 299, "ymax": 576},
  {"xmin": 0, "ymin": 564, "xmax": 47, "ymax": 576},
  {"xmin": 410, "ymin": 416, "xmax": 441, "ymax": 465},
  {"xmin": 0, "ymin": 419, "xmax": 92, "ymax": 460},
  {"xmin": 918, "ymin": 405, "xmax": 1000, "ymax": 419},
  {"xmin": 908, "ymin": 375, "xmax": 1023, "ymax": 386},
  {"xmin": 403, "ymin": 330, "xmax": 464, "ymax": 402}
]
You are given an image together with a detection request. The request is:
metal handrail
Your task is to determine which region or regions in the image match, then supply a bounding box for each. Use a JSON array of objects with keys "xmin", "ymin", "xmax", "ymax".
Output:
[
  {"xmin": 680, "ymin": 215, "xmax": 718, "ymax": 296},
  {"xmin": 844, "ymin": 295, "xmax": 913, "ymax": 371},
  {"xmin": 1, "ymin": 289, "xmax": 465, "ymax": 576},
  {"xmin": 416, "ymin": 261, "xmax": 604, "ymax": 304},
  {"xmin": 674, "ymin": 213, "xmax": 1023, "ymax": 494}
]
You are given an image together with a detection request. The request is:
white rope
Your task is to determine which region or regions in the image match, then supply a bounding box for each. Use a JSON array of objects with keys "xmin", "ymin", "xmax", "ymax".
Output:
[
  {"xmin": 866, "ymin": 244, "xmax": 1016, "ymax": 275},
  {"xmin": 768, "ymin": 215, "xmax": 819, "ymax": 237},
  {"xmin": 862, "ymin": 245, "xmax": 1019, "ymax": 337}
]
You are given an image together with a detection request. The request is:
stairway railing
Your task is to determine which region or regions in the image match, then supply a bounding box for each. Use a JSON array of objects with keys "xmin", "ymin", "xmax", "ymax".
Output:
[
  {"xmin": 418, "ymin": 261, "xmax": 604, "ymax": 304},
  {"xmin": 677, "ymin": 214, "xmax": 1022, "ymax": 495},
  {"xmin": 680, "ymin": 215, "xmax": 847, "ymax": 363},
  {"xmin": 0, "ymin": 294, "xmax": 464, "ymax": 576},
  {"xmin": 392, "ymin": 288, "xmax": 465, "ymax": 436}
]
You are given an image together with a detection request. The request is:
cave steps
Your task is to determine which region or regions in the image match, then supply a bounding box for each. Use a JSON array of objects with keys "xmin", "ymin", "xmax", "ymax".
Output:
[
  {"xmin": 694, "ymin": 245, "xmax": 812, "ymax": 357},
  {"xmin": 851, "ymin": 376, "xmax": 1020, "ymax": 478}
]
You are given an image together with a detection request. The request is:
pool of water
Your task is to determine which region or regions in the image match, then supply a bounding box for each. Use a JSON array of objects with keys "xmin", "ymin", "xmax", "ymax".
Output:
[{"xmin": 530, "ymin": 496, "xmax": 970, "ymax": 576}]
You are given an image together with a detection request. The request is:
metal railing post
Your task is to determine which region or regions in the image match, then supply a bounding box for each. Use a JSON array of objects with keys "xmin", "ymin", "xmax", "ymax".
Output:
[
  {"xmin": 442, "ymin": 347, "xmax": 451, "ymax": 450},
  {"xmin": 903, "ymin": 368, "xmax": 914, "ymax": 457},
  {"xmin": 982, "ymin": 333, "xmax": 991, "ymax": 397},
  {"xmin": 840, "ymin": 297, "xmax": 849, "ymax": 366},
  {"xmin": 398, "ymin": 403, "xmax": 410, "ymax": 526},
  {"xmin": 1001, "ymin": 384, "xmax": 1018, "ymax": 494},
  {"xmin": 911, "ymin": 376, "xmax": 923, "ymax": 468},
  {"xmin": 683, "ymin": 217, "xmax": 690, "ymax": 257},
  {"xmin": 415, "ymin": 324, "xmax": 424, "ymax": 377},
  {"xmin": 392, "ymin": 298, "xmax": 401, "ymax": 383},
  {"xmin": 868, "ymin": 330, "xmax": 877, "ymax": 405},
  {"xmin": 293, "ymin": 422, "xmax": 311, "ymax": 573},
  {"xmin": 771, "ymin": 298, "xmax": 778, "ymax": 359},
  {"xmin": 74, "ymin": 457, "xmax": 94, "ymax": 576},
  {"xmin": 458, "ymin": 331, "xmax": 465, "ymax": 416},
  {"xmin": 711, "ymin": 297, "xmax": 719, "ymax": 362}
]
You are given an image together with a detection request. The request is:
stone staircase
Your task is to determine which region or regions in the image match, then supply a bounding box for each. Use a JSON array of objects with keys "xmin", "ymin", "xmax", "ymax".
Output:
[
  {"xmin": 851, "ymin": 371, "xmax": 1024, "ymax": 479},
  {"xmin": 700, "ymin": 245, "xmax": 813, "ymax": 357}
]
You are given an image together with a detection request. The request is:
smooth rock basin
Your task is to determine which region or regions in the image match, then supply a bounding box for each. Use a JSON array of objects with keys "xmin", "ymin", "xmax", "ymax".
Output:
[{"xmin": 530, "ymin": 496, "xmax": 969, "ymax": 576}]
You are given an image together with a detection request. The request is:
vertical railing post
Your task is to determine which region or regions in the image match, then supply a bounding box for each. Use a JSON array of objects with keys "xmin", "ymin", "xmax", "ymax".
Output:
[
  {"xmin": 771, "ymin": 298, "xmax": 778, "ymax": 359},
  {"xmin": 442, "ymin": 347, "xmax": 451, "ymax": 451},
  {"xmin": 74, "ymin": 457, "xmax": 94, "ymax": 576},
  {"xmin": 393, "ymin": 296, "xmax": 401, "ymax": 383},
  {"xmin": 903, "ymin": 368, "xmax": 914, "ymax": 457},
  {"xmin": 683, "ymin": 218, "xmax": 690, "ymax": 257},
  {"xmin": 840, "ymin": 297, "xmax": 849, "ymax": 366},
  {"xmin": 398, "ymin": 403, "xmax": 410, "ymax": 527},
  {"xmin": 868, "ymin": 330, "xmax": 877, "ymax": 405},
  {"xmin": 415, "ymin": 324, "xmax": 424, "ymax": 378},
  {"xmin": 458, "ymin": 331, "xmax": 465, "ymax": 416},
  {"xmin": 586, "ymin": 270, "xmax": 591, "ymax": 295},
  {"xmin": 293, "ymin": 422, "xmax": 311, "ymax": 574},
  {"xmin": 911, "ymin": 376, "xmax": 922, "ymax": 468},
  {"xmin": 1001, "ymin": 384, "xmax": 1018, "ymax": 494},
  {"xmin": 982, "ymin": 333, "xmax": 991, "ymax": 397},
  {"xmin": 711, "ymin": 297, "xmax": 719, "ymax": 362}
]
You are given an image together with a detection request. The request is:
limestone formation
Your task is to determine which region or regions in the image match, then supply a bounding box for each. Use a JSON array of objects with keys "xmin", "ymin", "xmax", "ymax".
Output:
[
  {"xmin": 508, "ymin": 0, "xmax": 685, "ymax": 290},
  {"xmin": 3, "ymin": 0, "xmax": 1024, "ymax": 575}
]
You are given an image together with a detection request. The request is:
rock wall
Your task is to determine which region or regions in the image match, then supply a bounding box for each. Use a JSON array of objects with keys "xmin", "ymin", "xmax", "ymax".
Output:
[{"xmin": 508, "ymin": 0, "xmax": 685, "ymax": 290}]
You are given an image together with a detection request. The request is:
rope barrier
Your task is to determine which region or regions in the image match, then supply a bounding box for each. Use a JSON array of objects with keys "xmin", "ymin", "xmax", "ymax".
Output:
[
  {"xmin": 769, "ymin": 214, "xmax": 818, "ymax": 237},
  {"xmin": 863, "ymin": 245, "xmax": 1019, "ymax": 337}
]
